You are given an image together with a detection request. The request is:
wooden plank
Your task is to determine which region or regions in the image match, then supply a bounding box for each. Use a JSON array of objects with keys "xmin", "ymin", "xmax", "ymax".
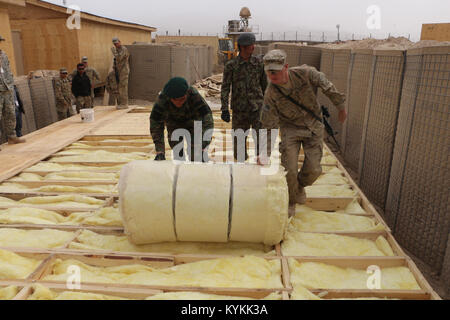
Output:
[
  {"xmin": 0, "ymin": 192, "xmax": 117, "ymax": 200},
  {"xmin": 311, "ymin": 289, "xmax": 431, "ymax": 300},
  {"xmin": 29, "ymin": 281, "xmax": 286, "ymax": 299},
  {"xmin": 0, "ymin": 224, "xmax": 123, "ymax": 233},
  {"xmin": 0, "ymin": 106, "xmax": 131, "ymax": 183},
  {"xmin": 306, "ymin": 197, "xmax": 356, "ymax": 211},
  {"xmin": 3, "ymin": 181, "xmax": 117, "ymax": 188},
  {"xmin": 62, "ymin": 146, "xmax": 154, "ymax": 153}
]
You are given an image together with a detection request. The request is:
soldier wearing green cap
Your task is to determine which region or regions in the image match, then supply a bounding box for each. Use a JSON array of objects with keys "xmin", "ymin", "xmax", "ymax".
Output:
[
  {"xmin": 0, "ymin": 35, "xmax": 26, "ymax": 149},
  {"xmin": 54, "ymin": 68, "xmax": 74, "ymax": 120},
  {"xmin": 220, "ymin": 32, "xmax": 267, "ymax": 162},
  {"xmin": 111, "ymin": 37, "xmax": 130, "ymax": 110},
  {"xmin": 150, "ymin": 77, "xmax": 214, "ymax": 162},
  {"xmin": 259, "ymin": 49, "xmax": 347, "ymax": 214}
]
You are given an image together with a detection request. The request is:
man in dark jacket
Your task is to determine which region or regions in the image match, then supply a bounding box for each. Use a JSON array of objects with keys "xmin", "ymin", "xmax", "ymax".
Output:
[
  {"xmin": 13, "ymin": 85, "xmax": 24, "ymax": 137},
  {"xmin": 71, "ymin": 63, "xmax": 92, "ymax": 113}
]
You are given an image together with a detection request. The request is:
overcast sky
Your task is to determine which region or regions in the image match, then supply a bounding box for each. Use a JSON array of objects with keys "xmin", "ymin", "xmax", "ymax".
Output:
[{"xmin": 46, "ymin": 0, "xmax": 449, "ymax": 41}]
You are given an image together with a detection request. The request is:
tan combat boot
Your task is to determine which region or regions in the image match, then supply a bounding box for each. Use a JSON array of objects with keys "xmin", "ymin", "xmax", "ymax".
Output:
[
  {"xmin": 296, "ymin": 187, "xmax": 307, "ymax": 205},
  {"xmin": 8, "ymin": 136, "xmax": 26, "ymax": 144}
]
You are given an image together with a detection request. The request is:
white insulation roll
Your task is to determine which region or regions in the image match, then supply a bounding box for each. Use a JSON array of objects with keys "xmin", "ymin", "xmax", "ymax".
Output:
[
  {"xmin": 119, "ymin": 161, "xmax": 177, "ymax": 244},
  {"xmin": 230, "ymin": 165, "xmax": 289, "ymax": 245},
  {"xmin": 119, "ymin": 161, "xmax": 289, "ymax": 245}
]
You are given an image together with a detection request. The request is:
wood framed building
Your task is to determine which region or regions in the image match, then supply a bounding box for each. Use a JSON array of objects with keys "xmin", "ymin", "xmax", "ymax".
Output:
[{"xmin": 0, "ymin": 0, "xmax": 156, "ymax": 80}]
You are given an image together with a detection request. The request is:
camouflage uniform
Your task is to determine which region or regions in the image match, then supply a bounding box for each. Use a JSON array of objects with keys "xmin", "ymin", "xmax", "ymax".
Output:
[
  {"xmin": 262, "ymin": 65, "xmax": 346, "ymax": 204},
  {"xmin": 0, "ymin": 50, "xmax": 17, "ymax": 140},
  {"xmin": 112, "ymin": 46, "xmax": 130, "ymax": 108},
  {"xmin": 221, "ymin": 55, "xmax": 268, "ymax": 161},
  {"xmin": 150, "ymin": 87, "xmax": 214, "ymax": 161},
  {"xmin": 105, "ymin": 71, "xmax": 119, "ymax": 106},
  {"xmin": 54, "ymin": 76, "xmax": 73, "ymax": 120}
]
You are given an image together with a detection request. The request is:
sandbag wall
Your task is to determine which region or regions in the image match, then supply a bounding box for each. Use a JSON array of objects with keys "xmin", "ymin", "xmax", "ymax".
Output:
[
  {"xmin": 358, "ymin": 49, "xmax": 406, "ymax": 210},
  {"xmin": 342, "ymin": 49, "xmax": 375, "ymax": 172},
  {"xmin": 385, "ymin": 45, "xmax": 449, "ymax": 278},
  {"xmin": 128, "ymin": 44, "xmax": 214, "ymax": 101}
]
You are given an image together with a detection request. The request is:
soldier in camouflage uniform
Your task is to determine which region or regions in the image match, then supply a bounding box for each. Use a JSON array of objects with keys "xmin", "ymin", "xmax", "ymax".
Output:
[
  {"xmin": 54, "ymin": 68, "xmax": 74, "ymax": 120},
  {"xmin": 111, "ymin": 38, "xmax": 130, "ymax": 110},
  {"xmin": 150, "ymin": 77, "xmax": 214, "ymax": 162},
  {"xmin": 0, "ymin": 35, "xmax": 26, "ymax": 149},
  {"xmin": 105, "ymin": 68, "xmax": 119, "ymax": 106},
  {"xmin": 221, "ymin": 33, "xmax": 267, "ymax": 162},
  {"xmin": 71, "ymin": 57, "xmax": 100, "ymax": 106},
  {"xmin": 259, "ymin": 50, "xmax": 347, "ymax": 214}
]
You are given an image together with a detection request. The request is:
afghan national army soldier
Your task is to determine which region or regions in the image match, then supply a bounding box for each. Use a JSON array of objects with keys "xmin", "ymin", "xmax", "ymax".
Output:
[
  {"xmin": 105, "ymin": 68, "xmax": 119, "ymax": 106},
  {"xmin": 54, "ymin": 68, "xmax": 74, "ymax": 120},
  {"xmin": 0, "ymin": 35, "xmax": 26, "ymax": 149},
  {"xmin": 111, "ymin": 38, "xmax": 130, "ymax": 110},
  {"xmin": 71, "ymin": 63, "xmax": 92, "ymax": 112},
  {"xmin": 150, "ymin": 77, "xmax": 214, "ymax": 162},
  {"xmin": 221, "ymin": 33, "xmax": 267, "ymax": 162},
  {"xmin": 259, "ymin": 50, "xmax": 347, "ymax": 215}
]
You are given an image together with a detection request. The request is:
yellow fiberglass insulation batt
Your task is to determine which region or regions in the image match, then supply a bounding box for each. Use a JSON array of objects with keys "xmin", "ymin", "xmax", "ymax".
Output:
[
  {"xmin": 0, "ymin": 228, "xmax": 75, "ymax": 249},
  {"xmin": 281, "ymin": 231, "xmax": 395, "ymax": 257},
  {"xmin": 230, "ymin": 164, "xmax": 289, "ymax": 245},
  {"xmin": 288, "ymin": 259, "xmax": 421, "ymax": 290},
  {"xmin": 44, "ymin": 256, "xmax": 283, "ymax": 289},
  {"xmin": 0, "ymin": 207, "xmax": 122, "ymax": 227},
  {"xmin": 0, "ymin": 183, "xmax": 117, "ymax": 194},
  {"xmin": 0, "ymin": 286, "xmax": 19, "ymax": 300},
  {"xmin": 0, "ymin": 249, "xmax": 42, "ymax": 280},
  {"xmin": 69, "ymin": 230, "xmax": 274, "ymax": 256},
  {"xmin": 292, "ymin": 206, "xmax": 385, "ymax": 232}
]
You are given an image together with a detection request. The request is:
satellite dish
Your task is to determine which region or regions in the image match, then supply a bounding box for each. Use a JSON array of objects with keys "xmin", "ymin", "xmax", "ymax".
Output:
[{"xmin": 240, "ymin": 7, "xmax": 252, "ymax": 19}]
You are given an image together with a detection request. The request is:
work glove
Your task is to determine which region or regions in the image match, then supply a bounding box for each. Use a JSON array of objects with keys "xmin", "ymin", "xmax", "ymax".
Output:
[
  {"xmin": 154, "ymin": 153, "xmax": 166, "ymax": 161},
  {"xmin": 221, "ymin": 110, "xmax": 231, "ymax": 123}
]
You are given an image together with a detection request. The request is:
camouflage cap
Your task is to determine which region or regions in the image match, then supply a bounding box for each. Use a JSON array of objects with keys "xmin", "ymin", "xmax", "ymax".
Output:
[
  {"xmin": 112, "ymin": 37, "xmax": 120, "ymax": 44},
  {"xmin": 0, "ymin": 35, "xmax": 5, "ymax": 41},
  {"xmin": 238, "ymin": 33, "xmax": 256, "ymax": 46},
  {"xmin": 60, "ymin": 68, "xmax": 68, "ymax": 74},
  {"xmin": 263, "ymin": 49, "xmax": 287, "ymax": 71},
  {"xmin": 81, "ymin": 56, "xmax": 88, "ymax": 62}
]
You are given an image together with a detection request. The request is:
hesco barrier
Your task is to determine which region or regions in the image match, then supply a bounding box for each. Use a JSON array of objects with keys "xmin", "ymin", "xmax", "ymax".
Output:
[
  {"xmin": 318, "ymin": 48, "xmax": 351, "ymax": 148},
  {"xmin": 267, "ymin": 43, "xmax": 322, "ymax": 70},
  {"xmin": 254, "ymin": 45, "xmax": 269, "ymax": 58},
  {"xmin": 15, "ymin": 78, "xmax": 37, "ymax": 136},
  {"xmin": 29, "ymin": 77, "xmax": 58, "ymax": 130},
  {"xmin": 359, "ymin": 49, "xmax": 406, "ymax": 210},
  {"xmin": 343, "ymin": 49, "xmax": 375, "ymax": 173},
  {"xmin": 386, "ymin": 45, "xmax": 449, "ymax": 276},
  {"xmin": 128, "ymin": 44, "xmax": 213, "ymax": 101}
]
